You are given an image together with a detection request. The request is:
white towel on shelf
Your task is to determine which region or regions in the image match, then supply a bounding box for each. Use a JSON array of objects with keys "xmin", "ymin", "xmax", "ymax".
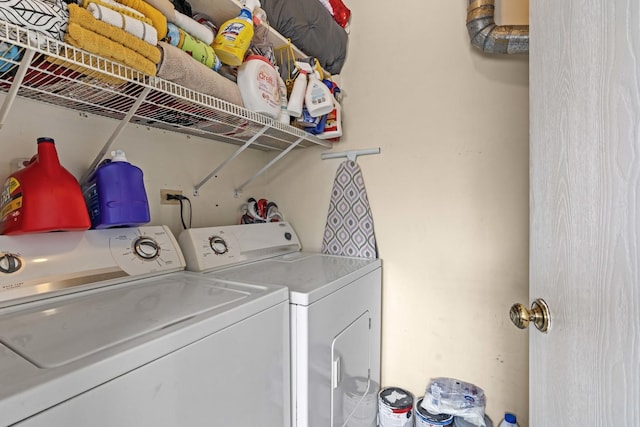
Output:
[
  {"xmin": 172, "ymin": 10, "xmax": 214, "ymax": 45},
  {"xmin": 322, "ymin": 160, "xmax": 378, "ymax": 259},
  {"xmin": 86, "ymin": 2, "xmax": 158, "ymax": 45}
]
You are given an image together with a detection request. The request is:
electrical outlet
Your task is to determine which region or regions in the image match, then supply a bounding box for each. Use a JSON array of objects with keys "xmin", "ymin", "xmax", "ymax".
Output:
[{"xmin": 160, "ymin": 189, "xmax": 182, "ymax": 205}]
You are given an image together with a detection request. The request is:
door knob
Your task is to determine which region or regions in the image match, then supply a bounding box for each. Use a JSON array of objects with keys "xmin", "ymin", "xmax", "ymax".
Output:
[{"xmin": 509, "ymin": 298, "xmax": 550, "ymax": 333}]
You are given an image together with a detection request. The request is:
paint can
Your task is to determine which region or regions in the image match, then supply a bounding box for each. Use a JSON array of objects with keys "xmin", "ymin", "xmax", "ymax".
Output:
[
  {"xmin": 415, "ymin": 397, "xmax": 453, "ymax": 426},
  {"xmin": 377, "ymin": 387, "xmax": 414, "ymax": 427}
]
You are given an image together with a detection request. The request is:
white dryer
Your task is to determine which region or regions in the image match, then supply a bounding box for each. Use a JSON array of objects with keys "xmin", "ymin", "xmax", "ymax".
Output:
[
  {"xmin": 0, "ymin": 226, "xmax": 290, "ymax": 427},
  {"xmin": 179, "ymin": 222, "xmax": 382, "ymax": 427}
]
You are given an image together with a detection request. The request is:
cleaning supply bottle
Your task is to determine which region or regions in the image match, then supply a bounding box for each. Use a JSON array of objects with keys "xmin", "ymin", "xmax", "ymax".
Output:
[
  {"xmin": 212, "ymin": 0, "xmax": 259, "ymax": 66},
  {"xmin": 276, "ymin": 67, "xmax": 290, "ymax": 124},
  {"xmin": 0, "ymin": 137, "xmax": 90, "ymax": 235},
  {"xmin": 237, "ymin": 55, "xmax": 280, "ymax": 118},
  {"xmin": 83, "ymin": 150, "xmax": 150, "ymax": 229},
  {"xmin": 317, "ymin": 80, "xmax": 342, "ymax": 140},
  {"xmin": 305, "ymin": 69, "xmax": 334, "ymax": 117},
  {"xmin": 498, "ymin": 413, "xmax": 519, "ymax": 427},
  {"xmin": 287, "ymin": 64, "xmax": 310, "ymax": 117}
]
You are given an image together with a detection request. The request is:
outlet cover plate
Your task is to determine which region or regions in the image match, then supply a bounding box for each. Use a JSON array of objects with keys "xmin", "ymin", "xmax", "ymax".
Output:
[{"xmin": 160, "ymin": 189, "xmax": 182, "ymax": 205}]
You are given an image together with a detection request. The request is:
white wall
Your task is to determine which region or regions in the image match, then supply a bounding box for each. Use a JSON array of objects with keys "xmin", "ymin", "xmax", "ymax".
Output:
[{"xmin": 267, "ymin": 0, "xmax": 530, "ymax": 424}]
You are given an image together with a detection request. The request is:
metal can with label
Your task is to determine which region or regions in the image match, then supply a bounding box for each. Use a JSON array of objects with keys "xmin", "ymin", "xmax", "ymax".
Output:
[
  {"xmin": 415, "ymin": 397, "xmax": 454, "ymax": 426},
  {"xmin": 378, "ymin": 387, "xmax": 414, "ymax": 427}
]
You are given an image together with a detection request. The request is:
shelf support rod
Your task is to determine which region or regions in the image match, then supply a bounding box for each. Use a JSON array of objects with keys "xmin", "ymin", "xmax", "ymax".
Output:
[
  {"xmin": 194, "ymin": 125, "xmax": 270, "ymax": 196},
  {"xmin": 0, "ymin": 48, "xmax": 36, "ymax": 129},
  {"xmin": 320, "ymin": 148, "xmax": 381, "ymax": 162},
  {"xmin": 234, "ymin": 136, "xmax": 305, "ymax": 197},
  {"xmin": 80, "ymin": 86, "xmax": 152, "ymax": 184}
]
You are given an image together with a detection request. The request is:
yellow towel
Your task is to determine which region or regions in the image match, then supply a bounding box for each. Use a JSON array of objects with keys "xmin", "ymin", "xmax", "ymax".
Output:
[
  {"xmin": 65, "ymin": 22, "xmax": 157, "ymax": 76},
  {"xmin": 84, "ymin": 0, "xmax": 154, "ymax": 26},
  {"xmin": 68, "ymin": 4, "xmax": 160, "ymax": 64},
  {"xmin": 114, "ymin": 0, "xmax": 167, "ymax": 40}
]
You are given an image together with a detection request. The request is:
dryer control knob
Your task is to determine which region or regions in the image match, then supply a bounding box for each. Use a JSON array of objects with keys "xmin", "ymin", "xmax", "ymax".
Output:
[
  {"xmin": 133, "ymin": 237, "xmax": 160, "ymax": 260},
  {"xmin": 209, "ymin": 236, "xmax": 229, "ymax": 255},
  {"xmin": 0, "ymin": 253, "xmax": 22, "ymax": 274}
]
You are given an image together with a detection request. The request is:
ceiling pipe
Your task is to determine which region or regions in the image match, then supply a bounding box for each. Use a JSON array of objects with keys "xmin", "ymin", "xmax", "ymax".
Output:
[{"xmin": 466, "ymin": 0, "xmax": 529, "ymax": 54}]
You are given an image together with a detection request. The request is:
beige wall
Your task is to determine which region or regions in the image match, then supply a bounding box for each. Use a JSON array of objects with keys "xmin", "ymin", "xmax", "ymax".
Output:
[{"xmin": 267, "ymin": 0, "xmax": 530, "ymax": 424}]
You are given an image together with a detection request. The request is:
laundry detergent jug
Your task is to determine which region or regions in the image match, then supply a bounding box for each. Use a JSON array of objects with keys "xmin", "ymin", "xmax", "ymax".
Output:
[
  {"xmin": 0, "ymin": 137, "xmax": 91, "ymax": 235},
  {"xmin": 83, "ymin": 150, "xmax": 150, "ymax": 229}
]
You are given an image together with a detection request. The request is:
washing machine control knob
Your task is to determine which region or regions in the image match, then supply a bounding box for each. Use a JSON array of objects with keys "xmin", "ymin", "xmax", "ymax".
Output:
[
  {"xmin": 209, "ymin": 236, "xmax": 228, "ymax": 255},
  {"xmin": 132, "ymin": 237, "xmax": 160, "ymax": 260},
  {"xmin": 0, "ymin": 253, "xmax": 22, "ymax": 274}
]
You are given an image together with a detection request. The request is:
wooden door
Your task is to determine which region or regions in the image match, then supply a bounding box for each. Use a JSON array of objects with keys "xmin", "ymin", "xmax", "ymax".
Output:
[{"xmin": 529, "ymin": 0, "xmax": 640, "ymax": 425}]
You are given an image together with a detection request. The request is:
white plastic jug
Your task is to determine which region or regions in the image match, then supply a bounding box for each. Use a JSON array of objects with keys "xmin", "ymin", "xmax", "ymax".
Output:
[{"xmin": 237, "ymin": 55, "xmax": 280, "ymax": 118}]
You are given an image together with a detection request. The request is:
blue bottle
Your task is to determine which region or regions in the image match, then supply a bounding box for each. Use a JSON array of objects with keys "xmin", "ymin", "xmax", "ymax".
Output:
[{"xmin": 84, "ymin": 150, "xmax": 150, "ymax": 229}]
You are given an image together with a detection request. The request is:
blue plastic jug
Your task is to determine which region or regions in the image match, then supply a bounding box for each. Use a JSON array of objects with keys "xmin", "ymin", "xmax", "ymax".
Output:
[{"xmin": 83, "ymin": 150, "xmax": 150, "ymax": 229}]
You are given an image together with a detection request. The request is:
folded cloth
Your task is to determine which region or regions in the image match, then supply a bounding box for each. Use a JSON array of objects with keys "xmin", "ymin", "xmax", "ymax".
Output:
[
  {"xmin": 0, "ymin": 0, "xmax": 68, "ymax": 41},
  {"xmin": 115, "ymin": 0, "xmax": 167, "ymax": 40},
  {"xmin": 143, "ymin": 0, "xmax": 174, "ymax": 21},
  {"xmin": 83, "ymin": 0, "xmax": 152, "ymax": 25},
  {"xmin": 322, "ymin": 160, "xmax": 378, "ymax": 258},
  {"xmin": 68, "ymin": 4, "xmax": 161, "ymax": 64},
  {"xmin": 86, "ymin": 2, "xmax": 158, "ymax": 45},
  {"xmin": 157, "ymin": 41, "xmax": 243, "ymax": 106},
  {"xmin": 172, "ymin": 10, "xmax": 213, "ymax": 45},
  {"xmin": 66, "ymin": 21, "xmax": 157, "ymax": 75}
]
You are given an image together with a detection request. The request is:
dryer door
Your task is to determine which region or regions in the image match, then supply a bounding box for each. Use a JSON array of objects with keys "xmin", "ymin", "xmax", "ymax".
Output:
[{"xmin": 331, "ymin": 311, "xmax": 375, "ymax": 427}]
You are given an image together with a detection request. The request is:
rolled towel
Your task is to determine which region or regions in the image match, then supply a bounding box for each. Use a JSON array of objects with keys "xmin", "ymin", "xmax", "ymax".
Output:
[
  {"xmin": 143, "ymin": 0, "xmax": 174, "ymax": 21},
  {"xmin": 83, "ymin": 0, "xmax": 152, "ymax": 25},
  {"xmin": 172, "ymin": 10, "xmax": 213, "ymax": 45},
  {"xmin": 115, "ymin": 0, "xmax": 167, "ymax": 40},
  {"xmin": 86, "ymin": 2, "xmax": 158, "ymax": 45},
  {"xmin": 68, "ymin": 4, "xmax": 161, "ymax": 64},
  {"xmin": 66, "ymin": 22, "xmax": 157, "ymax": 75},
  {"xmin": 165, "ymin": 22, "xmax": 219, "ymax": 71},
  {"xmin": 157, "ymin": 41, "xmax": 243, "ymax": 106}
]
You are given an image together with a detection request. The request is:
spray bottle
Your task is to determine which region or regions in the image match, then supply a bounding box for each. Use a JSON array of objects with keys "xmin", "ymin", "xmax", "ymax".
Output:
[
  {"xmin": 305, "ymin": 68, "xmax": 334, "ymax": 117},
  {"xmin": 212, "ymin": 0, "xmax": 259, "ymax": 66},
  {"xmin": 287, "ymin": 61, "xmax": 313, "ymax": 118}
]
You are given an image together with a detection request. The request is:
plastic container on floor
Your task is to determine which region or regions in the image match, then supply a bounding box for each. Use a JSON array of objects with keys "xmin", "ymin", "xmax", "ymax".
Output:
[
  {"xmin": 497, "ymin": 413, "xmax": 519, "ymax": 427},
  {"xmin": 0, "ymin": 137, "xmax": 91, "ymax": 234},
  {"xmin": 83, "ymin": 150, "xmax": 150, "ymax": 229}
]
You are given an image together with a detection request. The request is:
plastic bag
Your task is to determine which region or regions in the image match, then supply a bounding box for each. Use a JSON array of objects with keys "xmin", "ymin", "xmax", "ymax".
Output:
[{"xmin": 421, "ymin": 378, "xmax": 487, "ymax": 427}]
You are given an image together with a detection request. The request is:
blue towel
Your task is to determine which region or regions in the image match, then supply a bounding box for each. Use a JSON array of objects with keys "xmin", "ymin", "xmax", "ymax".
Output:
[{"xmin": 322, "ymin": 160, "xmax": 377, "ymax": 258}]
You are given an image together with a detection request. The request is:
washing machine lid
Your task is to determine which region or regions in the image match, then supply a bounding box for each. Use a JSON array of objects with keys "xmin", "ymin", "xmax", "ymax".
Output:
[
  {"xmin": 0, "ymin": 272, "xmax": 283, "ymax": 368},
  {"xmin": 207, "ymin": 253, "xmax": 381, "ymax": 305}
]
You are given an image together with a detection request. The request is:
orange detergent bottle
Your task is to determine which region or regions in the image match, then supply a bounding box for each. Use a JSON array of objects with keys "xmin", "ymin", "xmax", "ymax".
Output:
[{"xmin": 0, "ymin": 137, "xmax": 91, "ymax": 234}]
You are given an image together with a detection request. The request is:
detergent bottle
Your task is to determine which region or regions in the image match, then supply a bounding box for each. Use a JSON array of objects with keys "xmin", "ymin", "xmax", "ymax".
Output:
[
  {"xmin": 0, "ymin": 137, "xmax": 90, "ymax": 235},
  {"xmin": 212, "ymin": 0, "xmax": 260, "ymax": 66},
  {"xmin": 287, "ymin": 61, "xmax": 313, "ymax": 118},
  {"xmin": 305, "ymin": 69, "xmax": 334, "ymax": 117},
  {"xmin": 83, "ymin": 150, "xmax": 150, "ymax": 229}
]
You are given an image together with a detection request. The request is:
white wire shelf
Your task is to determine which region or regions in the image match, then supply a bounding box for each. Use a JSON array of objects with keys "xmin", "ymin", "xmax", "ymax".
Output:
[{"xmin": 0, "ymin": 19, "xmax": 332, "ymax": 193}]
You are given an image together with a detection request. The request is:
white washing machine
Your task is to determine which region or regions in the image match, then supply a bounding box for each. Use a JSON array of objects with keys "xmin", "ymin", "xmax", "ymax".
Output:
[
  {"xmin": 179, "ymin": 222, "xmax": 382, "ymax": 427},
  {"xmin": 0, "ymin": 226, "xmax": 290, "ymax": 427}
]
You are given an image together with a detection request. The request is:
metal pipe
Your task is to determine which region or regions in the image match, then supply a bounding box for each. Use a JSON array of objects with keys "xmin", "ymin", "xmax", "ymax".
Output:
[{"xmin": 466, "ymin": 0, "xmax": 529, "ymax": 54}]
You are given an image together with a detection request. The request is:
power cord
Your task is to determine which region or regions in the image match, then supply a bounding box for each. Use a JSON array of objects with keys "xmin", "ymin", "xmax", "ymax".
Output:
[{"xmin": 166, "ymin": 194, "xmax": 192, "ymax": 229}]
